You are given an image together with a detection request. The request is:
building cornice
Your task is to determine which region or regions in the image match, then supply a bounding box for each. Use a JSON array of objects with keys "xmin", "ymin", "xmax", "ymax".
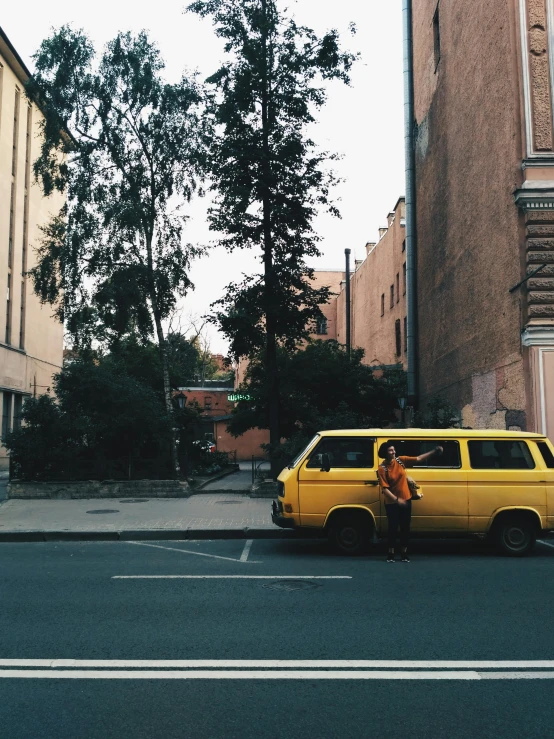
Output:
[
  {"xmin": 521, "ymin": 326, "xmax": 554, "ymax": 346},
  {"xmin": 514, "ymin": 180, "xmax": 554, "ymax": 210}
]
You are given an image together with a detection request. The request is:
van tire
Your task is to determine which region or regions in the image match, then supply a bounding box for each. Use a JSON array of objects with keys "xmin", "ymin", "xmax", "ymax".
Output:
[
  {"xmin": 491, "ymin": 514, "xmax": 537, "ymax": 557},
  {"xmin": 328, "ymin": 512, "xmax": 372, "ymax": 556}
]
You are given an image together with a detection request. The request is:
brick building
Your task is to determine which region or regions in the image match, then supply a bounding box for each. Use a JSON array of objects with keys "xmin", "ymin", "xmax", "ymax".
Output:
[
  {"xmin": 334, "ymin": 199, "xmax": 407, "ymax": 368},
  {"xmin": 410, "ymin": 0, "xmax": 554, "ymax": 437}
]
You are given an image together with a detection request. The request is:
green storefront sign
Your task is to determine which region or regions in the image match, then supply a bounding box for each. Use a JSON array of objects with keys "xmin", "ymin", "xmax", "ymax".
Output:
[{"xmin": 228, "ymin": 393, "xmax": 252, "ymax": 402}]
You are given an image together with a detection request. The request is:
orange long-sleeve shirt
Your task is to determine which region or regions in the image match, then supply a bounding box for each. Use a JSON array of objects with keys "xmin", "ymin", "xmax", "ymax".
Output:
[{"xmin": 377, "ymin": 456, "xmax": 417, "ymax": 501}]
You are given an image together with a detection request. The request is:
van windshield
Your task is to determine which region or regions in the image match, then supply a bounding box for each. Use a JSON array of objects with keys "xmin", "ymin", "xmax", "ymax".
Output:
[{"xmin": 288, "ymin": 435, "xmax": 320, "ymax": 469}]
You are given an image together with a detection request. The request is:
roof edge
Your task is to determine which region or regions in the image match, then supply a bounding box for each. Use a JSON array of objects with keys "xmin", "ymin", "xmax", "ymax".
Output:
[{"xmin": 0, "ymin": 26, "xmax": 32, "ymax": 85}]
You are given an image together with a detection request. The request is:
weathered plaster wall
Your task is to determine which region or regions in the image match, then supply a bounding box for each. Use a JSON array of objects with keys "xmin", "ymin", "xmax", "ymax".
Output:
[{"xmin": 413, "ymin": 0, "xmax": 529, "ymax": 429}]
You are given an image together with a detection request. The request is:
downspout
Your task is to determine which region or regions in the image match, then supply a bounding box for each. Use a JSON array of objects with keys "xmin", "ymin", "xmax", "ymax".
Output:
[
  {"xmin": 345, "ymin": 248, "xmax": 351, "ymax": 358},
  {"xmin": 403, "ymin": 0, "xmax": 419, "ymax": 406}
]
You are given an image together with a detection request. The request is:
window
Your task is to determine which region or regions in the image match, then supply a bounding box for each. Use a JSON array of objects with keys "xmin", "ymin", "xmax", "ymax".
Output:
[
  {"xmin": 381, "ymin": 294, "xmax": 385, "ymax": 317},
  {"xmin": 403, "ymin": 262, "xmax": 406, "ymax": 295},
  {"xmin": 402, "ymin": 239, "xmax": 406, "ymax": 253},
  {"xmin": 1, "ymin": 392, "xmax": 13, "ymax": 440},
  {"xmin": 390, "ymin": 285, "xmax": 394, "ymax": 309},
  {"xmin": 204, "ymin": 396, "xmax": 212, "ymax": 410},
  {"xmin": 395, "ymin": 319, "xmax": 401, "ymax": 356},
  {"xmin": 306, "ymin": 437, "xmax": 375, "ymax": 469},
  {"xmin": 316, "ymin": 317, "xmax": 328, "ymax": 335},
  {"xmin": 396, "ymin": 273, "xmax": 400, "ymax": 303},
  {"xmin": 13, "ymin": 395, "xmax": 22, "ymax": 431},
  {"xmin": 433, "ymin": 3, "xmax": 441, "ymax": 70},
  {"xmin": 384, "ymin": 439, "xmax": 462, "ymax": 468},
  {"xmin": 537, "ymin": 442, "xmax": 554, "ymax": 468},
  {"xmin": 404, "ymin": 316, "xmax": 408, "ymax": 353},
  {"xmin": 468, "ymin": 440, "xmax": 535, "ymax": 470}
]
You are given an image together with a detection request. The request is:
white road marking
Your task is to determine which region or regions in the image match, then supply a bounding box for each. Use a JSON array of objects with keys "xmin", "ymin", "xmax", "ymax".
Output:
[
  {"xmin": 1, "ymin": 659, "xmax": 554, "ymax": 668},
  {"xmin": 0, "ymin": 670, "xmax": 481, "ymax": 680},
  {"xmin": 112, "ymin": 575, "xmax": 352, "ymax": 580},
  {"xmin": 125, "ymin": 541, "xmax": 251, "ymax": 563},
  {"xmin": 240, "ymin": 539, "xmax": 253, "ymax": 562},
  {"xmin": 1, "ymin": 669, "xmax": 554, "ymax": 680},
  {"xmin": 537, "ymin": 539, "xmax": 554, "ymax": 550}
]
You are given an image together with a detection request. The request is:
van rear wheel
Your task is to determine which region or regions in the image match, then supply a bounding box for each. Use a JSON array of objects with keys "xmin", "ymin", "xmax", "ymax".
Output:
[
  {"xmin": 328, "ymin": 513, "xmax": 371, "ymax": 556},
  {"xmin": 492, "ymin": 515, "xmax": 536, "ymax": 557}
]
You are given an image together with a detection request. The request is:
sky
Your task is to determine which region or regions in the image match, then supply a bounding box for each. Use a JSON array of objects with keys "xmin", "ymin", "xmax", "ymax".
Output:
[{"xmin": 2, "ymin": 1, "xmax": 405, "ymax": 353}]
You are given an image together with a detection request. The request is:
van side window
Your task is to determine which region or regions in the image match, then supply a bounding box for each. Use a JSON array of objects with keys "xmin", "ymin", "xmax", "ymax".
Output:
[
  {"xmin": 468, "ymin": 440, "xmax": 535, "ymax": 470},
  {"xmin": 385, "ymin": 440, "xmax": 461, "ymax": 468},
  {"xmin": 306, "ymin": 438, "xmax": 375, "ymax": 469},
  {"xmin": 537, "ymin": 442, "xmax": 554, "ymax": 468}
]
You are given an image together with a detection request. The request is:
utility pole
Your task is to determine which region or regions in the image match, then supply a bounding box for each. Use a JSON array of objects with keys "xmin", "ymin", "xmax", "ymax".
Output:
[{"xmin": 345, "ymin": 248, "xmax": 351, "ymax": 358}]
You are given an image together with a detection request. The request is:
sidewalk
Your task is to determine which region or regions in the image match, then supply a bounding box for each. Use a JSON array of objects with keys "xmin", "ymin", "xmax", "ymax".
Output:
[{"xmin": 0, "ymin": 492, "xmax": 295, "ymax": 542}]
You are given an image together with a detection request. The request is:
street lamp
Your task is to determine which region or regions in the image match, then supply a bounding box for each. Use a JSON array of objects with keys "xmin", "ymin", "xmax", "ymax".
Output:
[{"xmin": 177, "ymin": 394, "xmax": 186, "ymax": 410}]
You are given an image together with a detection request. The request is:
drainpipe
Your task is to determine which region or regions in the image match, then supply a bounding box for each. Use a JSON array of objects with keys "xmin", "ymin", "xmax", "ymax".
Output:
[
  {"xmin": 345, "ymin": 248, "xmax": 351, "ymax": 358},
  {"xmin": 403, "ymin": 0, "xmax": 418, "ymax": 405}
]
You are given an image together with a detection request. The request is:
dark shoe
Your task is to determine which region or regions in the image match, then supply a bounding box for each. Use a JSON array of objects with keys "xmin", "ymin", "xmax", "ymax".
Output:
[
  {"xmin": 401, "ymin": 554, "xmax": 410, "ymax": 563},
  {"xmin": 387, "ymin": 553, "xmax": 395, "ymax": 563}
]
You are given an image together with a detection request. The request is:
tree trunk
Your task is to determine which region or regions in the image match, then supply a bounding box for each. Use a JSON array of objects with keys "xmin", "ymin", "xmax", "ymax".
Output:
[
  {"xmin": 152, "ymin": 310, "xmax": 181, "ymax": 478},
  {"xmin": 261, "ymin": 0, "xmax": 280, "ymax": 480},
  {"xmin": 145, "ymin": 230, "xmax": 181, "ymax": 479}
]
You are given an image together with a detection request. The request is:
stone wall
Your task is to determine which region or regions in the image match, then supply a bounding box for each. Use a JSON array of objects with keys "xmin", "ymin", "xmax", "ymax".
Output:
[{"xmin": 8, "ymin": 479, "xmax": 190, "ymax": 499}]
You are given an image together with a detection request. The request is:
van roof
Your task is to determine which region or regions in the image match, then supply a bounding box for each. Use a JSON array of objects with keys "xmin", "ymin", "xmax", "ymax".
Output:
[{"xmin": 318, "ymin": 429, "xmax": 546, "ymax": 439}]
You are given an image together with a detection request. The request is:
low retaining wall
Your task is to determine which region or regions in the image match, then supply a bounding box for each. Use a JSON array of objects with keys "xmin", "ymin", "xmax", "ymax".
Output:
[{"xmin": 7, "ymin": 479, "xmax": 190, "ymax": 499}]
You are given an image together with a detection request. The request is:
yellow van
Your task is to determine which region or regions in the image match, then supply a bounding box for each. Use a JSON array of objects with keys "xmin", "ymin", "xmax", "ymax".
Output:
[{"xmin": 271, "ymin": 429, "xmax": 554, "ymax": 556}]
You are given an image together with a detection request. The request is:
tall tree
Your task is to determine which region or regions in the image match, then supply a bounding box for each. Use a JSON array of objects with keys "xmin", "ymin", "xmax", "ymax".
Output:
[
  {"xmin": 27, "ymin": 27, "xmax": 210, "ymax": 476},
  {"xmin": 188, "ymin": 0, "xmax": 357, "ymax": 477}
]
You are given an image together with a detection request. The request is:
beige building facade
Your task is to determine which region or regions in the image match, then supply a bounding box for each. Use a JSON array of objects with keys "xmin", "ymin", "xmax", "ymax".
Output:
[
  {"xmin": 411, "ymin": 0, "xmax": 554, "ymax": 438},
  {"xmin": 0, "ymin": 28, "xmax": 64, "ymax": 469}
]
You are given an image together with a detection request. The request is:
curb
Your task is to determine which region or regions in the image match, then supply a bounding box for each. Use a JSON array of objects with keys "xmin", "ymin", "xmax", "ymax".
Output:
[{"xmin": 0, "ymin": 528, "xmax": 320, "ymax": 543}]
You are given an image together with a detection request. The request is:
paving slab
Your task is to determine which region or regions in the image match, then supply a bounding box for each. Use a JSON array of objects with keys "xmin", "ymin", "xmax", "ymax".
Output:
[{"xmin": 0, "ymin": 493, "xmax": 295, "ymax": 542}]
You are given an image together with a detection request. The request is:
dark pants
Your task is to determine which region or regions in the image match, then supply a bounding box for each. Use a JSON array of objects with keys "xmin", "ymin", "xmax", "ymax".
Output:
[{"xmin": 385, "ymin": 500, "xmax": 412, "ymax": 550}]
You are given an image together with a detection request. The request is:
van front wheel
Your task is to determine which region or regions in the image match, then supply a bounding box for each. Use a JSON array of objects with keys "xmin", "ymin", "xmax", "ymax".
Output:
[
  {"xmin": 328, "ymin": 513, "xmax": 371, "ymax": 556},
  {"xmin": 492, "ymin": 515, "xmax": 536, "ymax": 557}
]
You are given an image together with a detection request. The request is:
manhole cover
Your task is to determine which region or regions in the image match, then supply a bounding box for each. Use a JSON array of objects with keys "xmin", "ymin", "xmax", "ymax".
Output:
[
  {"xmin": 119, "ymin": 499, "xmax": 149, "ymax": 504},
  {"xmin": 263, "ymin": 579, "xmax": 321, "ymax": 592},
  {"xmin": 216, "ymin": 500, "xmax": 243, "ymax": 505},
  {"xmin": 86, "ymin": 509, "xmax": 120, "ymax": 514}
]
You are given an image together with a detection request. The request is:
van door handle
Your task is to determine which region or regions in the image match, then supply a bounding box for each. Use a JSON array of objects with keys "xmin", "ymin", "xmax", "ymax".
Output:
[{"xmin": 364, "ymin": 480, "xmax": 379, "ymax": 485}]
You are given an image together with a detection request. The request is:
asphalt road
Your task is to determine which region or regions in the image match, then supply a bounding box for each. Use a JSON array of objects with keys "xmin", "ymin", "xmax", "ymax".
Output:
[{"xmin": 1, "ymin": 537, "xmax": 554, "ymax": 738}]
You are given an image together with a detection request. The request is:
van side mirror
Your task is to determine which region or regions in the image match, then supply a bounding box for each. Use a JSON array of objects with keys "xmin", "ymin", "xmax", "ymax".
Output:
[{"xmin": 320, "ymin": 453, "xmax": 331, "ymax": 473}]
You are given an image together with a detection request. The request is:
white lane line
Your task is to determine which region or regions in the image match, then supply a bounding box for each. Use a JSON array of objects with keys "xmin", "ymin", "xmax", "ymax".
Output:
[
  {"xmin": 0, "ymin": 670, "xmax": 483, "ymax": 680},
  {"xmin": 240, "ymin": 539, "xmax": 253, "ymax": 562},
  {"xmin": 478, "ymin": 672, "xmax": 554, "ymax": 679},
  {"xmin": 126, "ymin": 541, "xmax": 245, "ymax": 563},
  {"xmin": 2, "ymin": 670, "xmax": 554, "ymax": 679},
  {"xmin": 112, "ymin": 575, "xmax": 352, "ymax": 580},
  {"xmin": 2, "ymin": 660, "xmax": 554, "ymax": 668},
  {"xmin": 537, "ymin": 539, "xmax": 554, "ymax": 549},
  {"xmin": 0, "ymin": 659, "xmax": 554, "ymax": 674}
]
